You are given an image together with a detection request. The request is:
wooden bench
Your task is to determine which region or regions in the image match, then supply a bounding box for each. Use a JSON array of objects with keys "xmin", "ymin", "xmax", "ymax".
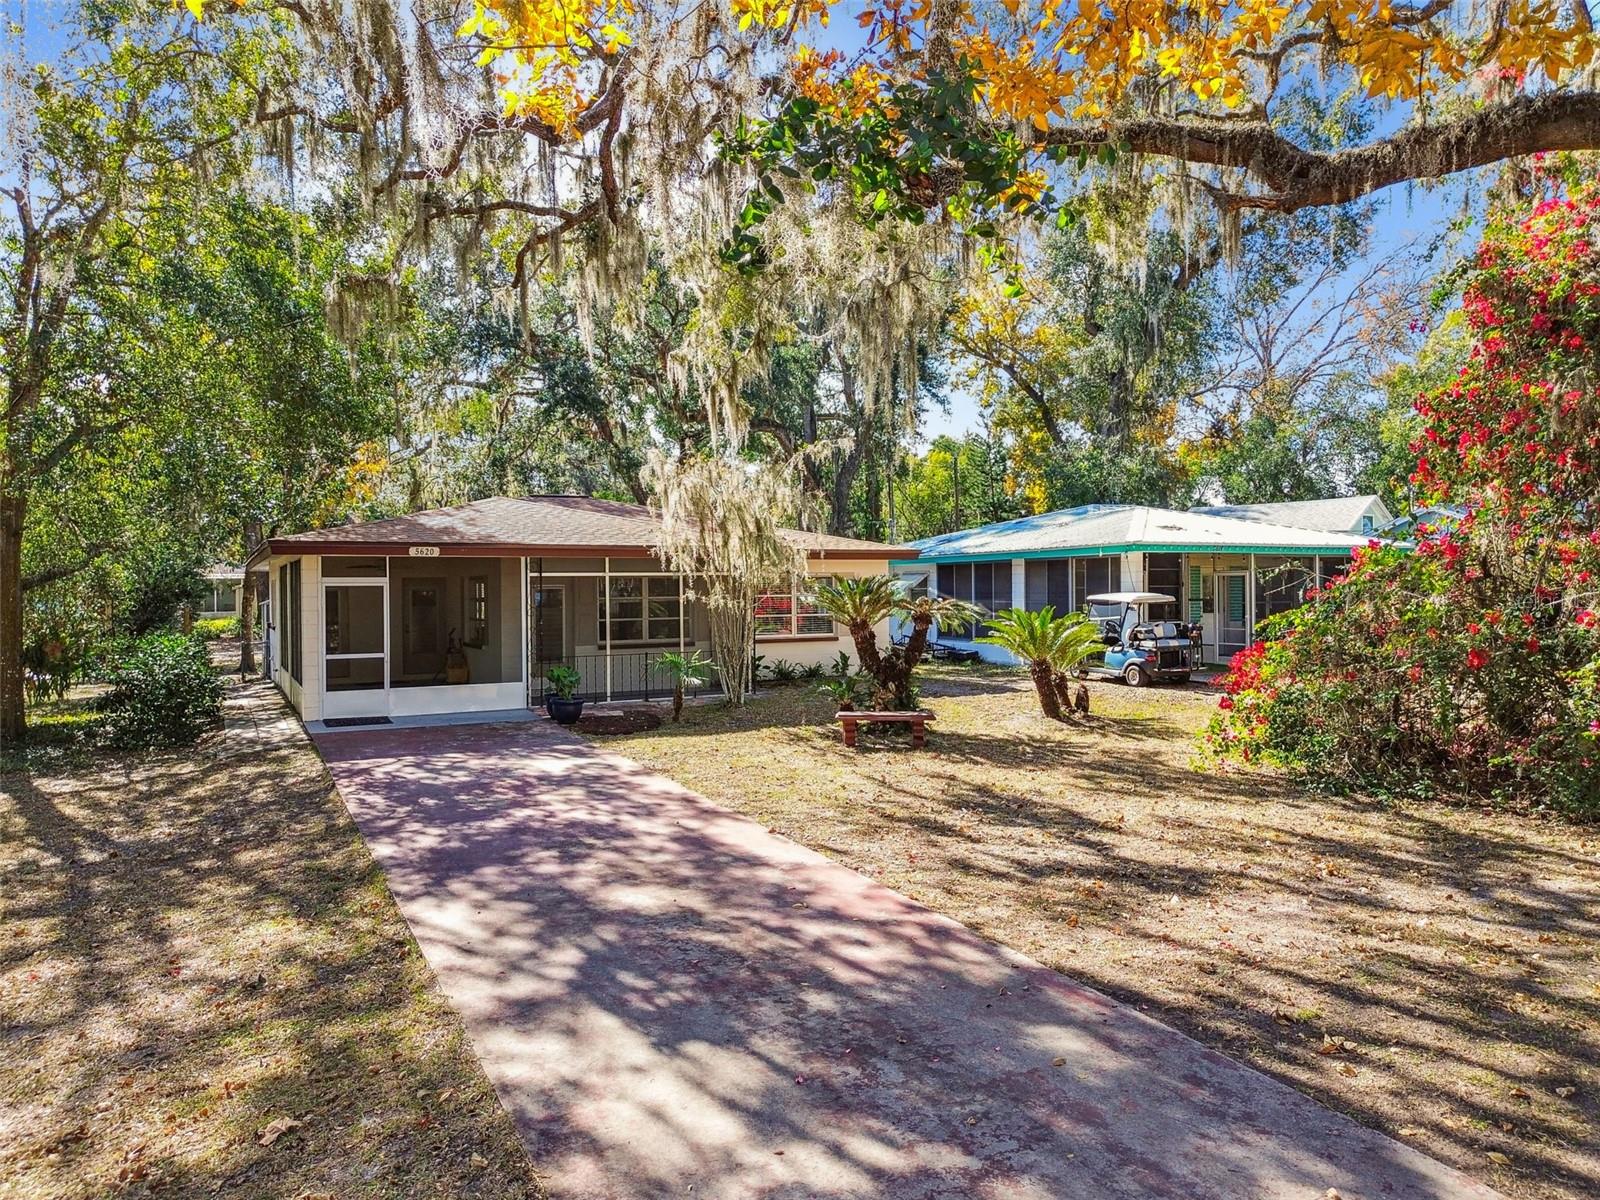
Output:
[{"xmin": 835, "ymin": 710, "xmax": 936, "ymax": 749}]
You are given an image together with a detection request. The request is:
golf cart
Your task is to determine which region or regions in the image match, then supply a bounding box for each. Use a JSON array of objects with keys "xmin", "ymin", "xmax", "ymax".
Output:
[{"xmin": 1081, "ymin": 592, "xmax": 1202, "ymax": 687}]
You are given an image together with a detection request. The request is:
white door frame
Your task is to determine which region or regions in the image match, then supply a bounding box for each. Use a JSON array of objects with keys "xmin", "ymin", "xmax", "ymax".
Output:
[
  {"xmin": 322, "ymin": 577, "xmax": 389, "ymax": 719},
  {"xmin": 1214, "ymin": 570, "xmax": 1251, "ymax": 663}
]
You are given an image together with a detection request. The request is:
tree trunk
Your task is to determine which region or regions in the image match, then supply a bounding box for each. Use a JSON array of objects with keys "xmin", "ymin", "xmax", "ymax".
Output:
[
  {"xmin": 1051, "ymin": 670, "xmax": 1077, "ymax": 718},
  {"xmin": 1030, "ymin": 659, "xmax": 1064, "ymax": 721},
  {"xmin": 0, "ymin": 489, "xmax": 27, "ymax": 743}
]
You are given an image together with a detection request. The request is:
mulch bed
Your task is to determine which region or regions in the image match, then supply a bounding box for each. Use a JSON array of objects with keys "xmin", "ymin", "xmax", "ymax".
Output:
[{"xmin": 574, "ymin": 707, "xmax": 664, "ymax": 735}]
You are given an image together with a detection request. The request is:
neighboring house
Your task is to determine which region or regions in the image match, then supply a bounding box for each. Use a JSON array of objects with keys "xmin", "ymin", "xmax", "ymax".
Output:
[
  {"xmin": 199, "ymin": 566, "xmax": 245, "ymax": 619},
  {"xmin": 1189, "ymin": 494, "xmax": 1393, "ymax": 537},
  {"xmin": 893, "ymin": 503, "xmax": 1376, "ymax": 667},
  {"xmin": 1378, "ymin": 503, "xmax": 1466, "ymax": 538},
  {"xmin": 245, "ymin": 495, "xmax": 912, "ymax": 727}
]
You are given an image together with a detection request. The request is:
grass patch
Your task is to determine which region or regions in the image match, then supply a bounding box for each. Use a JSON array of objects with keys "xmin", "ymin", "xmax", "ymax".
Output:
[{"xmin": 0, "ymin": 678, "xmax": 542, "ymax": 1199}]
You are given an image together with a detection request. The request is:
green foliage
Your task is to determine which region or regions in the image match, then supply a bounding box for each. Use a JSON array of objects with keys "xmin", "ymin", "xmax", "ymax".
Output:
[
  {"xmin": 544, "ymin": 664, "xmax": 582, "ymax": 701},
  {"xmin": 1208, "ymin": 166, "xmax": 1600, "ymax": 813},
  {"xmin": 896, "ymin": 433, "xmax": 1021, "ymax": 541},
  {"xmin": 193, "ymin": 617, "xmax": 241, "ymax": 641},
  {"xmin": 808, "ymin": 575, "xmax": 983, "ymax": 709},
  {"xmin": 654, "ymin": 650, "xmax": 713, "ymax": 688},
  {"xmin": 978, "ymin": 607, "xmax": 1101, "ymax": 672},
  {"xmin": 814, "ymin": 673, "xmax": 869, "ymax": 708},
  {"xmin": 116, "ymin": 551, "xmax": 208, "ymax": 636},
  {"xmin": 655, "ymin": 649, "xmax": 714, "ymax": 721},
  {"xmin": 763, "ymin": 658, "xmax": 801, "ymax": 683},
  {"xmin": 719, "ymin": 63, "xmax": 1057, "ymax": 272},
  {"xmin": 978, "ymin": 607, "xmax": 1102, "ymax": 721},
  {"xmin": 99, "ymin": 632, "xmax": 223, "ymax": 750}
]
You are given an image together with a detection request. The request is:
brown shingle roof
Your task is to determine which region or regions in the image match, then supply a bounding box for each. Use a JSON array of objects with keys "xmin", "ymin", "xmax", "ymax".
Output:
[{"xmin": 254, "ymin": 495, "xmax": 914, "ymax": 563}]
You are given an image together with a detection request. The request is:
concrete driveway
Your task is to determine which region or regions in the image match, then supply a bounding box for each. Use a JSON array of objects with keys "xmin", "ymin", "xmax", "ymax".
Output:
[{"xmin": 314, "ymin": 720, "xmax": 1501, "ymax": 1200}]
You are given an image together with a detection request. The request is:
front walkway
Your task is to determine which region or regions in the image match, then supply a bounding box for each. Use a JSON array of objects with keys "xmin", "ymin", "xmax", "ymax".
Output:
[{"xmin": 314, "ymin": 721, "xmax": 1500, "ymax": 1200}]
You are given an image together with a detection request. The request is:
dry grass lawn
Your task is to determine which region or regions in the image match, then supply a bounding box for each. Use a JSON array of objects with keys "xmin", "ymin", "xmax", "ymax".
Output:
[
  {"xmin": 606, "ymin": 664, "xmax": 1600, "ymax": 1200},
  {"xmin": 0, "ymin": 674, "xmax": 543, "ymax": 1200}
]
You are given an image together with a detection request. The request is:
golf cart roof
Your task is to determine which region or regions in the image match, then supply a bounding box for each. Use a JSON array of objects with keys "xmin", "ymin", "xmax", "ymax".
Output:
[{"xmin": 1086, "ymin": 592, "xmax": 1177, "ymax": 605}]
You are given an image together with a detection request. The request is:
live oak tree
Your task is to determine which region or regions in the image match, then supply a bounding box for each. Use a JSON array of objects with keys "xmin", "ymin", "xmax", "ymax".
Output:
[
  {"xmin": 204, "ymin": 2, "xmax": 1600, "ymax": 268},
  {"xmin": 0, "ymin": 5, "xmax": 275, "ymax": 739}
]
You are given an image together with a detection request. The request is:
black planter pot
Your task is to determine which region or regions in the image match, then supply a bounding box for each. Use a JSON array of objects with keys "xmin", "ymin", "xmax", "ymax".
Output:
[{"xmin": 547, "ymin": 696, "xmax": 585, "ymax": 725}]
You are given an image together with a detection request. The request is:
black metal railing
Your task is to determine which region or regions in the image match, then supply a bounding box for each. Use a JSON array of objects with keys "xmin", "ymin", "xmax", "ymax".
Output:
[{"xmin": 533, "ymin": 651, "xmax": 722, "ymax": 704}]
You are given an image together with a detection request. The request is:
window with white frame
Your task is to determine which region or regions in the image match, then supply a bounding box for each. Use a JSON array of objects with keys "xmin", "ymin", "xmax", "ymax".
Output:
[
  {"xmin": 755, "ymin": 577, "xmax": 833, "ymax": 638},
  {"xmin": 599, "ymin": 576, "xmax": 681, "ymax": 644}
]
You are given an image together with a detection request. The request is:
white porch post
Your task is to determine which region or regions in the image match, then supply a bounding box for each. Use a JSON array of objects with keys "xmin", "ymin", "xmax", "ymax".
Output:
[
  {"xmin": 1248, "ymin": 552, "xmax": 1257, "ymax": 637},
  {"xmin": 678, "ymin": 572, "xmax": 686, "ymax": 653},
  {"xmin": 1010, "ymin": 557, "xmax": 1026, "ymax": 611},
  {"xmin": 520, "ymin": 556, "xmax": 529, "ymax": 707},
  {"xmin": 603, "ymin": 556, "xmax": 612, "ymax": 702}
]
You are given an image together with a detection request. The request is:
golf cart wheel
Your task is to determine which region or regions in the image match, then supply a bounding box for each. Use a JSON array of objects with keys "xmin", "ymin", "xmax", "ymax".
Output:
[
  {"xmin": 1070, "ymin": 664, "xmax": 1089, "ymax": 680},
  {"xmin": 1122, "ymin": 663, "xmax": 1149, "ymax": 687}
]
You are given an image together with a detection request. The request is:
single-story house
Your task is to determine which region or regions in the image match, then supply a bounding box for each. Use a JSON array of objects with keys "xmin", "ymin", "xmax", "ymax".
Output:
[
  {"xmin": 199, "ymin": 565, "xmax": 245, "ymax": 619},
  {"xmin": 245, "ymin": 494, "xmax": 913, "ymax": 726},
  {"xmin": 1189, "ymin": 494, "xmax": 1393, "ymax": 536},
  {"xmin": 892, "ymin": 501, "xmax": 1379, "ymax": 667}
]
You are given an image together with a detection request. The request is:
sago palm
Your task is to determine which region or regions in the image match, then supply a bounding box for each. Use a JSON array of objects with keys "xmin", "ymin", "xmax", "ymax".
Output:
[
  {"xmin": 808, "ymin": 576, "xmax": 982, "ymax": 710},
  {"xmin": 979, "ymin": 607, "xmax": 1100, "ymax": 721}
]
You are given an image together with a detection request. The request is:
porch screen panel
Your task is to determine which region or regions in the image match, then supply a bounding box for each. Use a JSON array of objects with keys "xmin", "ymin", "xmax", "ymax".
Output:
[
  {"xmin": 277, "ymin": 565, "xmax": 290, "ymax": 672},
  {"xmin": 1072, "ymin": 556, "xmax": 1121, "ymax": 606},
  {"xmin": 1144, "ymin": 554, "xmax": 1184, "ymax": 621},
  {"xmin": 1318, "ymin": 556, "xmax": 1354, "ymax": 587},
  {"xmin": 1254, "ymin": 557, "xmax": 1311, "ymax": 626},
  {"xmin": 1025, "ymin": 560, "xmax": 1071, "ymax": 614},
  {"xmin": 936, "ymin": 560, "xmax": 1008, "ymax": 636},
  {"xmin": 287, "ymin": 560, "xmax": 303, "ymax": 683},
  {"xmin": 388, "ymin": 557, "xmax": 511, "ymax": 685},
  {"xmin": 325, "ymin": 586, "xmax": 384, "ymax": 656}
]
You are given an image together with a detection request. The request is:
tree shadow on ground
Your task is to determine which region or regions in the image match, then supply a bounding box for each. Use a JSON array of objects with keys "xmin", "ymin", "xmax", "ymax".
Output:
[
  {"xmin": 0, "ymin": 680, "xmax": 543, "ymax": 1200},
  {"xmin": 305, "ymin": 720, "xmax": 1500, "ymax": 1200},
  {"xmin": 603, "ymin": 684, "xmax": 1600, "ymax": 1200}
]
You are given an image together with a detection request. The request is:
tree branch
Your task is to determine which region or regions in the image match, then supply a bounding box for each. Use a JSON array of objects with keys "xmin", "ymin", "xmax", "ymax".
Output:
[{"xmin": 1039, "ymin": 90, "xmax": 1600, "ymax": 213}]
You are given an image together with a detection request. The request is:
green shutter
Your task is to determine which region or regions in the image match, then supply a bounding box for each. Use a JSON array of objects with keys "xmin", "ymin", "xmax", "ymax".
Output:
[
  {"xmin": 1189, "ymin": 566, "xmax": 1203, "ymax": 622},
  {"xmin": 1227, "ymin": 575, "xmax": 1246, "ymax": 622}
]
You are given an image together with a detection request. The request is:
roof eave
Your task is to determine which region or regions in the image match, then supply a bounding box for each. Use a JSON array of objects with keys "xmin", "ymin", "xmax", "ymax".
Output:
[
  {"xmin": 892, "ymin": 540, "xmax": 1375, "ymax": 565},
  {"xmin": 251, "ymin": 537, "xmax": 910, "ymax": 564}
]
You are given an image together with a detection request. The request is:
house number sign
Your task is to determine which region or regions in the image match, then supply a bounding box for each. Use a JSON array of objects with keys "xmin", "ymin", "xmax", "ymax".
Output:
[{"xmin": 408, "ymin": 546, "xmax": 441, "ymax": 557}]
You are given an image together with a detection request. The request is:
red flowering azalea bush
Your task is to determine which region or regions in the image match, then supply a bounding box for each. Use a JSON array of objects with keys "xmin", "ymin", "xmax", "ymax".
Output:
[{"xmin": 1207, "ymin": 162, "xmax": 1600, "ymax": 813}]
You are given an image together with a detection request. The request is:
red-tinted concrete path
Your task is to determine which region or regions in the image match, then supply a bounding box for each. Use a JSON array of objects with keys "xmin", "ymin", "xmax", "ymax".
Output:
[{"xmin": 315, "ymin": 722, "xmax": 1501, "ymax": 1200}]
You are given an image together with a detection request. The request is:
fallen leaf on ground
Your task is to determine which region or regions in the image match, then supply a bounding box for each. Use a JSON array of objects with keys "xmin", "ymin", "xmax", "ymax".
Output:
[
  {"xmin": 258, "ymin": 1117, "xmax": 302, "ymax": 1147},
  {"xmin": 1486, "ymin": 1151, "xmax": 1511, "ymax": 1166}
]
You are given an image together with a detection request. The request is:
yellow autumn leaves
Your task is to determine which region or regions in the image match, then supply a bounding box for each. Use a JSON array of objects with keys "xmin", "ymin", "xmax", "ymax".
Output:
[{"xmin": 455, "ymin": 0, "xmax": 635, "ymax": 133}]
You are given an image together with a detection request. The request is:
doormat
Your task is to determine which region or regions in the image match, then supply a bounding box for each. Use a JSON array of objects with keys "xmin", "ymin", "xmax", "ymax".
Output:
[{"xmin": 323, "ymin": 716, "xmax": 394, "ymax": 728}]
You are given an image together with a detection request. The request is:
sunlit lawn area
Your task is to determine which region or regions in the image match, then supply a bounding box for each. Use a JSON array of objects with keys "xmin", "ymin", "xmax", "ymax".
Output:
[
  {"xmin": 0, "ymin": 672, "xmax": 542, "ymax": 1200},
  {"xmin": 604, "ymin": 664, "xmax": 1600, "ymax": 1200}
]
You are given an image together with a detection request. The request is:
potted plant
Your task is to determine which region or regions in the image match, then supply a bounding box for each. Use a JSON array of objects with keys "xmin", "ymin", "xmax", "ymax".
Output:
[{"xmin": 544, "ymin": 664, "xmax": 584, "ymax": 725}]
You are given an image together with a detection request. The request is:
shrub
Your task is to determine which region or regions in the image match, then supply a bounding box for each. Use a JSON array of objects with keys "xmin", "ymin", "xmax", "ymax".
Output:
[
  {"xmin": 99, "ymin": 632, "xmax": 223, "ymax": 750},
  {"xmin": 193, "ymin": 616, "xmax": 240, "ymax": 641},
  {"xmin": 1207, "ymin": 162, "xmax": 1600, "ymax": 814}
]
